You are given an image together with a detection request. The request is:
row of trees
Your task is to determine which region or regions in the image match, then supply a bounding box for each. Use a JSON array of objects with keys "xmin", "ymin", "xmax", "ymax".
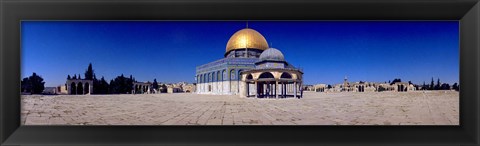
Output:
[{"xmin": 420, "ymin": 78, "xmax": 459, "ymax": 91}]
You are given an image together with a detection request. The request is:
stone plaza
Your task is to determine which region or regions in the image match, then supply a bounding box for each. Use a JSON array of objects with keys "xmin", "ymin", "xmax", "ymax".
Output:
[{"xmin": 21, "ymin": 91, "xmax": 459, "ymax": 125}]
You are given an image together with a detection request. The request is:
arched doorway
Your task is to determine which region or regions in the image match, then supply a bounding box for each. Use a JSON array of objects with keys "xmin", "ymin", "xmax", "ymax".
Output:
[
  {"xmin": 85, "ymin": 82, "xmax": 90, "ymax": 94},
  {"xmin": 70, "ymin": 82, "xmax": 77, "ymax": 95},
  {"xmin": 77, "ymin": 82, "xmax": 84, "ymax": 95},
  {"xmin": 258, "ymin": 72, "xmax": 275, "ymax": 98},
  {"xmin": 280, "ymin": 72, "xmax": 293, "ymax": 98},
  {"xmin": 237, "ymin": 70, "xmax": 243, "ymax": 93}
]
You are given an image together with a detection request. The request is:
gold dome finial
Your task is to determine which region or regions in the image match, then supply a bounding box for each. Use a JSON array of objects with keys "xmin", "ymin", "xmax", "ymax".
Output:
[{"xmin": 225, "ymin": 28, "xmax": 269, "ymax": 55}]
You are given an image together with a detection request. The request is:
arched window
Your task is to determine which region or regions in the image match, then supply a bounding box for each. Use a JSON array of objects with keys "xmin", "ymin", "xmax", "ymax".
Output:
[
  {"xmin": 203, "ymin": 74, "xmax": 207, "ymax": 83},
  {"xmin": 259, "ymin": 72, "xmax": 274, "ymax": 79},
  {"xmin": 230, "ymin": 69, "xmax": 236, "ymax": 80},
  {"xmin": 217, "ymin": 71, "xmax": 221, "ymax": 82},
  {"xmin": 280, "ymin": 72, "xmax": 292, "ymax": 79},
  {"xmin": 208, "ymin": 73, "xmax": 211, "ymax": 82},
  {"xmin": 222, "ymin": 70, "xmax": 227, "ymax": 81},
  {"xmin": 237, "ymin": 70, "xmax": 243, "ymax": 81},
  {"xmin": 246, "ymin": 74, "xmax": 253, "ymax": 80},
  {"xmin": 212, "ymin": 72, "xmax": 216, "ymax": 82}
]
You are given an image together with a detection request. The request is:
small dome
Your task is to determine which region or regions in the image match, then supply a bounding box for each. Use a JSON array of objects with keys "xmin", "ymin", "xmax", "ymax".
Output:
[{"xmin": 259, "ymin": 48, "xmax": 285, "ymax": 61}]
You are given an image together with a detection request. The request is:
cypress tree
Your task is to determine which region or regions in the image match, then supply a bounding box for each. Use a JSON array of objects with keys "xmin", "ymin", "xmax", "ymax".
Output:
[
  {"xmin": 84, "ymin": 63, "xmax": 94, "ymax": 80},
  {"xmin": 430, "ymin": 78, "xmax": 434, "ymax": 90},
  {"xmin": 152, "ymin": 79, "xmax": 159, "ymax": 91},
  {"xmin": 435, "ymin": 78, "xmax": 441, "ymax": 90}
]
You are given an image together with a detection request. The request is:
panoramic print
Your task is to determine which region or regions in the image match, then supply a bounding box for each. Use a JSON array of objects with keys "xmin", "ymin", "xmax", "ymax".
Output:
[{"xmin": 21, "ymin": 21, "xmax": 459, "ymax": 125}]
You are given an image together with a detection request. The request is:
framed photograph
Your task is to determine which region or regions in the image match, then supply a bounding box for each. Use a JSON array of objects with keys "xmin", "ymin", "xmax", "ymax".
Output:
[{"xmin": 1, "ymin": 0, "xmax": 479, "ymax": 145}]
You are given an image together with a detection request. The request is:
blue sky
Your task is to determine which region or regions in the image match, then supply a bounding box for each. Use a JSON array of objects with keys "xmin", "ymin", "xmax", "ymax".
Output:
[{"xmin": 21, "ymin": 21, "xmax": 459, "ymax": 87}]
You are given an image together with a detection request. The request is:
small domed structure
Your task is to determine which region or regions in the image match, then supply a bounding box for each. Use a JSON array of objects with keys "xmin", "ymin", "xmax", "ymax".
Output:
[{"xmin": 259, "ymin": 48, "xmax": 285, "ymax": 61}]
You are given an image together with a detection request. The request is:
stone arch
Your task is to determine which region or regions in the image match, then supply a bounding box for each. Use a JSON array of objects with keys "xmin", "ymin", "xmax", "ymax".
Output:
[
  {"xmin": 207, "ymin": 73, "xmax": 211, "ymax": 82},
  {"xmin": 85, "ymin": 82, "xmax": 90, "ymax": 94},
  {"xmin": 237, "ymin": 70, "xmax": 243, "ymax": 81},
  {"xmin": 230, "ymin": 69, "xmax": 236, "ymax": 80},
  {"xmin": 70, "ymin": 82, "xmax": 77, "ymax": 95},
  {"xmin": 77, "ymin": 82, "xmax": 84, "ymax": 95},
  {"xmin": 259, "ymin": 72, "xmax": 275, "ymax": 79},
  {"xmin": 280, "ymin": 72, "xmax": 292, "ymax": 79},
  {"xmin": 212, "ymin": 72, "xmax": 216, "ymax": 82},
  {"xmin": 222, "ymin": 70, "xmax": 227, "ymax": 81},
  {"xmin": 246, "ymin": 74, "xmax": 253, "ymax": 80},
  {"xmin": 217, "ymin": 71, "xmax": 221, "ymax": 81},
  {"xmin": 237, "ymin": 69, "xmax": 243, "ymax": 93},
  {"xmin": 203, "ymin": 73, "xmax": 207, "ymax": 83}
]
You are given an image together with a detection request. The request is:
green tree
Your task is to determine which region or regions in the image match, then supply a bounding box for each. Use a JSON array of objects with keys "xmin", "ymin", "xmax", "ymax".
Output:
[
  {"xmin": 21, "ymin": 73, "xmax": 45, "ymax": 94},
  {"xmin": 441, "ymin": 83, "xmax": 450, "ymax": 90},
  {"xmin": 109, "ymin": 74, "xmax": 135, "ymax": 94},
  {"xmin": 84, "ymin": 63, "xmax": 94, "ymax": 80},
  {"xmin": 21, "ymin": 77, "xmax": 31, "ymax": 93},
  {"xmin": 452, "ymin": 83, "xmax": 459, "ymax": 91},
  {"xmin": 67, "ymin": 75, "xmax": 71, "ymax": 80},
  {"xmin": 430, "ymin": 78, "xmax": 435, "ymax": 90},
  {"xmin": 434, "ymin": 78, "xmax": 441, "ymax": 90},
  {"xmin": 152, "ymin": 79, "xmax": 159, "ymax": 91},
  {"xmin": 95, "ymin": 76, "xmax": 109, "ymax": 94}
]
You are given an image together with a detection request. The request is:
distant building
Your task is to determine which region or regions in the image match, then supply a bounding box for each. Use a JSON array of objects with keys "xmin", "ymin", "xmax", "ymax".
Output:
[
  {"xmin": 42, "ymin": 87, "xmax": 57, "ymax": 95},
  {"xmin": 167, "ymin": 87, "xmax": 182, "ymax": 93},
  {"xmin": 326, "ymin": 77, "xmax": 417, "ymax": 92},
  {"xmin": 56, "ymin": 85, "xmax": 68, "ymax": 94},
  {"xmin": 133, "ymin": 82, "xmax": 152, "ymax": 94}
]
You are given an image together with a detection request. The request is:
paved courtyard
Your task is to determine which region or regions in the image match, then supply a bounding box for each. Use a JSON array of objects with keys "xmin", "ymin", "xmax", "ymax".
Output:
[{"xmin": 21, "ymin": 91, "xmax": 459, "ymax": 125}]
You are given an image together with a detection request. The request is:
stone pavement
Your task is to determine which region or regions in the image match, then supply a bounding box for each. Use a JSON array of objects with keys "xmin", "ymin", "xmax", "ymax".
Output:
[{"xmin": 21, "ymin": 91, "xmax": 459, "ymax": 125}]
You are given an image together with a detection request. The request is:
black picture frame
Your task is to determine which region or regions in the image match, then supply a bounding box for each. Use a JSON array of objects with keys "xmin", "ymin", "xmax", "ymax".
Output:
[{"xmin": 1, "ymin": 0, "xmax": 479, "ymax": 146}]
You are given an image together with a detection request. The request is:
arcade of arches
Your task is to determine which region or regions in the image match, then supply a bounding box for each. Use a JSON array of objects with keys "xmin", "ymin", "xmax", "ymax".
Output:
[
  {"xmin": 240, "ymin": 70, "xmax": 302, "ymax": 98},
  {"xmin": 66, "ymin": 79, "xmax": 93, "ymax": 95}
]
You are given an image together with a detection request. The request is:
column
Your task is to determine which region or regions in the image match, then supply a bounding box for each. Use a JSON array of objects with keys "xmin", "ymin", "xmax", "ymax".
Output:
[
  {"xmin": 255, "ymin": 81, "xmax": 258, "ymax": 98},
  {"xmin": 294, "ymin": 82, "xmax": 297, "ymax": 98},
  {"xmin": 67, "ymin": 84, "xmax": 71, "ymax": 95},
  {"xmin": 275, "ymin": 81, "xmax": 279, "ymax": 98},
  {"xmin": 89, "ymin": 83, "xmax": 93, "ymax": 95},
  {"xmin": 246, "ymin": 82, "xmax": 249, "ymax": 97}
]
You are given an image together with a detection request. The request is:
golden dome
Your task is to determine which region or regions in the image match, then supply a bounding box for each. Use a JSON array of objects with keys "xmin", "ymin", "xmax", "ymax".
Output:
[{"xmin": 225, "ymin": 28, "xmax": 269, "ymax": 53}]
